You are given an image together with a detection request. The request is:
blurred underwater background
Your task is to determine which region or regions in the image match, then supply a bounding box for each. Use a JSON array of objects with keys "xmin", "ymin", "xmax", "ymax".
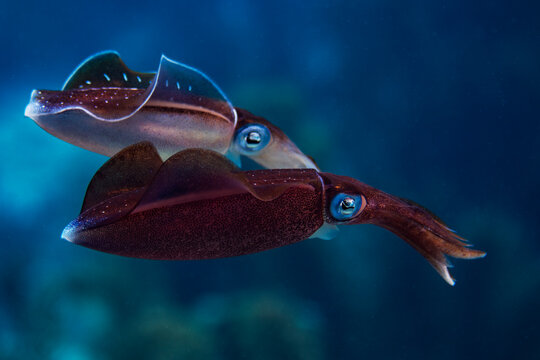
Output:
[{"xmin": 1, "ymin": 0, "xmax": 539, "ymax": 359}]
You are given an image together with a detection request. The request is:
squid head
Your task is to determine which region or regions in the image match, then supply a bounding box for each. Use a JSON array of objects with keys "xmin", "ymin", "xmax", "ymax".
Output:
[
  {"xmin": 230, "ymin": 108, "xmax": 319, "ymax": 169},
  {"xmin": 320, "ymin": 173, "xmax": 486, "ymax": 285}
]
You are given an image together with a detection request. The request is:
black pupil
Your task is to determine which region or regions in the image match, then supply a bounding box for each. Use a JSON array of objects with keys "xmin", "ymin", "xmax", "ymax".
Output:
[
  {"xmin": 341, "ymin": 198, "xmax": 355, "ymax": 210},
  {"xmin": 246, "ymin": 132, "xmax": 262, "ymax": 145}
]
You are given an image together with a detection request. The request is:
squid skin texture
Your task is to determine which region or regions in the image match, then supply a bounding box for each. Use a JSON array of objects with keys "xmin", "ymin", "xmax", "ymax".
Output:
[
  {"xmin": 69, "ymin": 170, "xmax": 324, "ymax": 260},
  {"xmin": 64, "ymin": 142, "xmax": 485, "ymax": 285}
]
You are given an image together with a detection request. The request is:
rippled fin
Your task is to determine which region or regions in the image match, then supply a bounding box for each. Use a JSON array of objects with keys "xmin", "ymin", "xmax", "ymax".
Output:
[
  {"xmin": 145, "ymin": 55, "xmax": 237, "ymax": 125},
  {"xmin": 63, "ymin": 51, "xmax": 154, "ymax": 90},
  {"xmin": 81, "ymin": 142, "xmax": 162, "ymax": 213},
  {"xmin": 136, "ymin": 148, "xmax": 294, "ymax": 211},
  {"xmin": 60, "ymin": 52, "xmax": 237, "ymax": 124}
]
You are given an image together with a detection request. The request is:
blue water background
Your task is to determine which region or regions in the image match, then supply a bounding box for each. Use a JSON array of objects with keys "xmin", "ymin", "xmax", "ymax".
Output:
[{"xmin": 1, "ymin": 1, "xmax": 539, "ymax": 359}]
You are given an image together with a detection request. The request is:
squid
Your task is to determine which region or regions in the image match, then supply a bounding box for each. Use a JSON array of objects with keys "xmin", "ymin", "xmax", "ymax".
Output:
[
  {"xmin": 24, "ymin": 51, "xmax": 317, "ymax": 169},
  {"xmin": 63, "ymin": 142, "xmax": 485, "ymax": 285}
]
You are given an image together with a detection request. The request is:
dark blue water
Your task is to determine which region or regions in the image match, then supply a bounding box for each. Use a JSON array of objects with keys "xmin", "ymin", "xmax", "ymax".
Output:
[{"xmin": 2, "ymin": 1, "xmax": 539, "ymax": 359}]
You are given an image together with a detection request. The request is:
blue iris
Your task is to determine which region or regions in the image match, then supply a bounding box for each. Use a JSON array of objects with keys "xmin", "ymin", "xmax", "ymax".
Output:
[
  {"xmin": 234, "ymin": 124, "xmax": 271, "ymax": 155},
  {"xmin": 330, "ymin": 193, "xmax": 364, "ymax": 221}
]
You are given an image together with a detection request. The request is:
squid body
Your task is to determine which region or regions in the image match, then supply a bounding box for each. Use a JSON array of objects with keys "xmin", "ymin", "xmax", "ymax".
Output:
[
  {"xmin": 63, "ymin": 142, "xmax": 485, "ymax": 285},
  {"xmin": 24, "ymin": 51, "xmax": 318, "ymax": 169}
]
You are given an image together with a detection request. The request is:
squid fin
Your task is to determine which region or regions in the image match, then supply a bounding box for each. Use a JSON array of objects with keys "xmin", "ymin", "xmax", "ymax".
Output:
[
  {"xmin": 144, "ymin": 56, "xmax": 237, "ymax": 125},
  {"xmin": 63, "ymin": 51, "xmax": 154, "ymax": 90},
  {"xmin": 81, "ymin": 142, "xmax": 162, "ymax": 213},
  {"xmin": 59, "ymin": 53, "xmax": 237, "ymax": 124},
  {"xmin": 135, "ymin": 148, "xmax": 295, "ymax": 211}
]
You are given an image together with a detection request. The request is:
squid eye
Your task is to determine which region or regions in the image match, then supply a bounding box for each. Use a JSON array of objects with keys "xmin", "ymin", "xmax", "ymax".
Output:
[
  {"xmin": 330, "ymin": 193, "xmax": 365, "ymax": 221},
  {"xmin": 234, "ymin": 124, "xmax": 271, "ymax": 155}
]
